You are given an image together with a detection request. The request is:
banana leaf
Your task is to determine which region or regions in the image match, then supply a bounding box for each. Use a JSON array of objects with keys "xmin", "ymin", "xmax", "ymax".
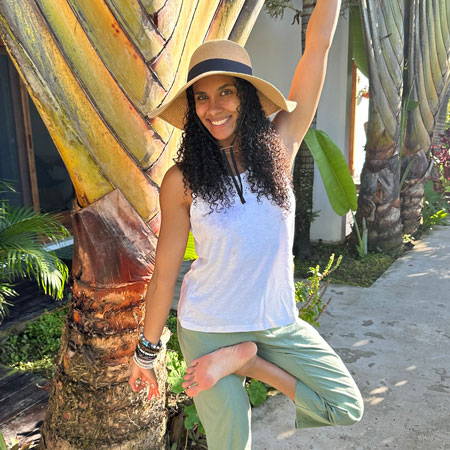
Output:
[{"xmin": 304, "ymin": 128, "xmax": 358, "ymax": 215}]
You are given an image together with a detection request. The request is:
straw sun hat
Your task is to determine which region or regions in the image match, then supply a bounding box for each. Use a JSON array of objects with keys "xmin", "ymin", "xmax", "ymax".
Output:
[{"xmin": 148, "ymin": 39, "xmax": 297, "ymax": 130}]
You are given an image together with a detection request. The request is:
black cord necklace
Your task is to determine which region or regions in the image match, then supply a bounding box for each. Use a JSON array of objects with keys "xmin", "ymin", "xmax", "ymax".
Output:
[{"xmin": 219, "ymin": 136, "xmax": 246, "ymax": 204}]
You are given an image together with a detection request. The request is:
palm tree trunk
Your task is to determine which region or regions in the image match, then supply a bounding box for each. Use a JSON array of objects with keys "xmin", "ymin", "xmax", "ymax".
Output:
[
  {"xmin": 357, "ymin": 0, "xmax": 404, "ymax": 252},
  {"xmin": 40, "ymin": 190, "xmax": 169, "ymax": 449},
  {"xmin": 0, "ymin": 0, "xmax": 265, "ymax": 447}
]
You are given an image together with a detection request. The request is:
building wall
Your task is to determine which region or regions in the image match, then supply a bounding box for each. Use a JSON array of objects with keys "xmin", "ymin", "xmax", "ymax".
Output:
[
  {"xmin": 312, "ymin": 13, "xmax": 352, "ymax": 242},
  {"xmin": 245, "ymin": 2, "xmax": 302, "ymax": 100}
]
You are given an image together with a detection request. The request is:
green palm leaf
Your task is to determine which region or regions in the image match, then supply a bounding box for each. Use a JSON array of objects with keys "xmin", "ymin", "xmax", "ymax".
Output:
[
  {"xmin": 0, "ymin": 202, "xmax": 70, "ymax": 312},
  {"xmin": 0, "ymin": 282, "xmax": 18, "ymax": 319},
  {"xmin": 304, "ymin": 128, "xmax": 358, "ymax": 216}
]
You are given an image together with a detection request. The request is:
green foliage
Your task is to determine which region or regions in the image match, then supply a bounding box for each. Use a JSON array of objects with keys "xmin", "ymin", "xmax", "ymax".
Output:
[
  {"xmin": 0, "ymin": 306, "xmax": 67, "ymax": 378},
  {"xmin": 0, "ymin": 432, "xmax": 6, "ymax": 450},
  {"xmin": 183, "ymin": 404, "xmax": 205, "ymax": 435},
  {"xmin": 303, "ymin": 129, "xmax": 358, "ymax": 216},
  {"xmin": 295, "ymin": 254, "xmax": 342, "ymax": 327},
  {"xmin": 0, "ymin": 431, "xmax": 34, "ymax": 450},
  {"xmin": 166, "ymin": 312, "xmax": 182, "ymax": 355},
  {"xmin": 352, "ymin": 212, "xmax": 368, "ymax": 258},
  {"xmin": 246, "ymin": 379, "xmax": 268, "ymax": 407},
  {"xmin": 0, "ymin": 180, "xmax": 70, "ymax": 318},
  {"xmin": 264, "ymin": 1, "xmax": 302, "ymax": 24},
  {"xmin": 418, "ymin": 180, "xmax": 449, "ymax": 233},
  {"xmin": 295, "ymin": 243, "xmax": 395, "ymax": 287},
  {"xmin": 166, "ymin": 350, "xmax": 187, "ymax": 395}
]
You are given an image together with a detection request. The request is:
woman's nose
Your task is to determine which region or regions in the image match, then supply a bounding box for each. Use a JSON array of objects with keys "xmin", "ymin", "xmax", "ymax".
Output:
[{"xmin": 207, "ymin": 97, "xmax": 223, "ymax": 114}]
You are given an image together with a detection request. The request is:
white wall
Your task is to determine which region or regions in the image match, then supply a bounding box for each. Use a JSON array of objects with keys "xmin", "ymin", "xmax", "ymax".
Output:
[
  {"xmin": 311, "ymin": 13, "xmax": 352, "ymax": 242},
  {"xmin": 245, "ymin": 2, "xmax": 302, "ymax": 97}
]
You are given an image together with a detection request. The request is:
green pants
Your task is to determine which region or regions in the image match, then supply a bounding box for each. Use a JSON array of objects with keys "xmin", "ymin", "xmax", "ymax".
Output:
[{"xmin": 177, "ymin": 318, "xmax": 364, "ymax": 450}]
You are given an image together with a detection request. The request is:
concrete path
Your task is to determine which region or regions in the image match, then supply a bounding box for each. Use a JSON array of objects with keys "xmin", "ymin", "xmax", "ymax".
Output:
[{"xmin": 251, "ymin": 226, "xmax": 450, "ymax": 450}]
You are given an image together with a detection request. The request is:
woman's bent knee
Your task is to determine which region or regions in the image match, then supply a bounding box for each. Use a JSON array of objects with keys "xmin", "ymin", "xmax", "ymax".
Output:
[{"xmin": 330, "ymin": 392, "xmax": 364, "ymax": 426}]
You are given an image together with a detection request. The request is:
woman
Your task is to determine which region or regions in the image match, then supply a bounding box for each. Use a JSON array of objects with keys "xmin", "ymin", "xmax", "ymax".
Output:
[{"xmin": 129, "ymin": 1, "xmax": 364, "ymax": 448}]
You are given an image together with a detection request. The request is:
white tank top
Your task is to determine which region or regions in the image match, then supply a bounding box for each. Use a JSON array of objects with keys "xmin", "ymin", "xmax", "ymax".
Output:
[{"xmin": 178, "ymin": 170, "xmax": 298, "ymax": 332}]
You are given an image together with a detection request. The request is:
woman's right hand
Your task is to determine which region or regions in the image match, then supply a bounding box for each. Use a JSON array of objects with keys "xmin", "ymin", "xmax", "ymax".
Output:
[{"xmin": 128, "ymin": 359, "xmax": 160, "ymax": 400}]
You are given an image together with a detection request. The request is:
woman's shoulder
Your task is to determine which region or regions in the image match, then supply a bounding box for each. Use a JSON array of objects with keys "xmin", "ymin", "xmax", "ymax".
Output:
[{"xmin": 161, "ymin": 165, "xmax": 193, "ymax": 209}]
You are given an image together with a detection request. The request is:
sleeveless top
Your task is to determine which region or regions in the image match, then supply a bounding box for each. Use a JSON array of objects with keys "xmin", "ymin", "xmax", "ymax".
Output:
[{"xmin": 178, "ymin": 170, "xmax": 298, "ymax": 332}]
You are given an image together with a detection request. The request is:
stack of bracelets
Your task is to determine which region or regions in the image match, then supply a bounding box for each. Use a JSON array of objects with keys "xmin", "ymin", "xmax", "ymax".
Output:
[{"xmin": 133, "ymin": 332, "xmax": 163, "ymax": 370}]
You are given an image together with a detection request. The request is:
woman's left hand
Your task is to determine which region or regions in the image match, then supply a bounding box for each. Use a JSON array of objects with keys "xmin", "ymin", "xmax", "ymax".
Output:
[{"xmin": 128, "ymin": 359, "xmax": 160, "ymax": 400}]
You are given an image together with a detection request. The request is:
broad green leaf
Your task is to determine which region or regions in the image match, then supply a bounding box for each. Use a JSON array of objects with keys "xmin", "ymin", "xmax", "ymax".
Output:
[
  {"xmin": 350, "ymin": 5, "xmax": 369, "ymax": 78},
  {"xmin": 246, "ymin": 379, "xmax": 268, "ymax": 407},
  {"xmin": 303, "ymin": 129, "xmax": 358, "ymax": 215},
  {"xmin": 166, "ymin": 351, "xmax": 186, "ymax": 394},
  {"xmin": 183, "ymin": 404, "xmax": 204, "ymax": 434},
  {"xmin": 0, "ymin": 431, "xmax": 7, "ymax": 450}
]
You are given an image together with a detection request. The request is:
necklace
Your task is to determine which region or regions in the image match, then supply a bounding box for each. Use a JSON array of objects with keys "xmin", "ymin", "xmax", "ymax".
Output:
[
  {"xmin": 219, "ymin": 144, "xmax": 246, "ymax": 205},
  {"xmin": 220, "ymin": 145, "xmax": 240, "ymax": 153}
]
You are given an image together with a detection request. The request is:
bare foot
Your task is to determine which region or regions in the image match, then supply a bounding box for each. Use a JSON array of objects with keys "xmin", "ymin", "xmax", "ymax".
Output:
[{"xmin": 182, "ymin": 342, "xmax": 257, "ymax": 397}]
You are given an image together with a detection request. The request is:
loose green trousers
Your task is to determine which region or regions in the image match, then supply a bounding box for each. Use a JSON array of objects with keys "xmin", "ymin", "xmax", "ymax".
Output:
[{"xmin": 178, "ymin": 318, "xmax": 364, "ymax": 450}]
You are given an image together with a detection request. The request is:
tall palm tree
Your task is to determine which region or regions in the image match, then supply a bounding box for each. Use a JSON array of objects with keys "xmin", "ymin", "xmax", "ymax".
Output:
[
  {"xmin": 357, "ymin": 0, "xmax": 405, "ymax": 252},
  {"xmin": 0, "ymin": 1, "xmax": 265, "ymax": 447},
  {"xmin": 358, "ymin": 0, "xmax": 450, "ymax": 250},
  {"xmin": 400, "ymin": 0, "xmax": 450, "ymax": 234}
]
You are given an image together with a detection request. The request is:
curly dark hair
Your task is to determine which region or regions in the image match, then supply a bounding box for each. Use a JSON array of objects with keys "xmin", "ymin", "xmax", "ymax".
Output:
[{"xmin": 173, "ymin": 77, "xmax": 294, "ymax": 214}]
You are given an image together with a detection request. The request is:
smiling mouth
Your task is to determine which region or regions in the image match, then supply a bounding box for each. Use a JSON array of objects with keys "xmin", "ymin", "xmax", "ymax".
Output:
[{"xmin": 209, "ymin": 117, "xmax": 231, "ymax": 126}]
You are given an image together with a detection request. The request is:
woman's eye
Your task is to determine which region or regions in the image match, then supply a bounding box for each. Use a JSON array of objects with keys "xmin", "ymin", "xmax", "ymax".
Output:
[
  {"xmin": 221, "ymin": 89, "xmax": 233, "ymax": 96},
  {"xmin": 195, "ymin": 94, "xmax": 207, "ymax": 102}
]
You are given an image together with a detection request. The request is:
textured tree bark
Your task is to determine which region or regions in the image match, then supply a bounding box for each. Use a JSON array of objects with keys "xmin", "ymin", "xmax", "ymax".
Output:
[
  {"xmin": 356, "ymin": 108, "xmax": 403, "ymax": 252},
  {"xmin": 358, "ymin": 0, "xmax": 404, "ymax": 253},
  {"xmin": 400, "ymin": 151, "xmax": 433, "ymax": 235},
  {"xmin": 40, "ymin": 190, "xmax": 168, "ymax": 449}
]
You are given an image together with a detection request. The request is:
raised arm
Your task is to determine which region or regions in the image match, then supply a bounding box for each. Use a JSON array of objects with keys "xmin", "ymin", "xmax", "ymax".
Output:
[{"xmin": 273, "ymin": 0, "xmax": 342, "ymax": 169}]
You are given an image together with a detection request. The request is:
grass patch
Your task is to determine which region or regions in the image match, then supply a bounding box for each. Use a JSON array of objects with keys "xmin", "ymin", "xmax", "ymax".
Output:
[
  {"xmin": 294, "ymin": 242, "xmax": 396, "ymax": 287},
  {"xmin": 0, "ymin": 306, "xmax": 67, "ymax": 378}
]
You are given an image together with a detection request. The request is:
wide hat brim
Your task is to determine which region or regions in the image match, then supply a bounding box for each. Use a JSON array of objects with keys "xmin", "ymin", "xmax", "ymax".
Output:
[{"xmin": 148, "ymin": 71, "xmax": 297, "ymax": 130}]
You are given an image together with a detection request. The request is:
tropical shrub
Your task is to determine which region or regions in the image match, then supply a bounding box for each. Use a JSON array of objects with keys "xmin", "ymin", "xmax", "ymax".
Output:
[{"xmin": 0, "ymin": 180, "xmax": 70, "ymax": 319}]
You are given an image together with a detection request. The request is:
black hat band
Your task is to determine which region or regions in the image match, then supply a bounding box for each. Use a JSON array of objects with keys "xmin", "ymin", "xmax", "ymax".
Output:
[{"xmin": 187, "ymin": 58, "xmax": 252, "ymax": 82}]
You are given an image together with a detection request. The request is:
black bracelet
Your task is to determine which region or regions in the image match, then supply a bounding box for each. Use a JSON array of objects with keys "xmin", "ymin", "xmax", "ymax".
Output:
[
  {"xmin": 139, "ymin": 333, "xmax": 162, "ymax": 352},
  {"xmin": 136, "ymin": 347, "xmax": 158, "ymax": 359},
  {"xmin": 135, "ymin": 346, "xmax": 158, "ymax": 361},
  {"xmin": 137, "ymin": 341, "xmax": 159, "ymax": 355}
]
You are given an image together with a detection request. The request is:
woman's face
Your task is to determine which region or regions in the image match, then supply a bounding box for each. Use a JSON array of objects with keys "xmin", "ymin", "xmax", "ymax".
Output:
[{"xmin": 192, "ymin": 75, "xmax": 241, "ymax": 147}]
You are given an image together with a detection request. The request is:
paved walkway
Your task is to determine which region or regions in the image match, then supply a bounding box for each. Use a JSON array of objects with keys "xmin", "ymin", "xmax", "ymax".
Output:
[{"xmin": 251, "ymin": 225, "xmax": 450, "ymax": 450}]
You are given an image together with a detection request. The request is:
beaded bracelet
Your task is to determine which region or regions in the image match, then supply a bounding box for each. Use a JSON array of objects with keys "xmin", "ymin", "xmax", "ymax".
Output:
[
  {"xmin": 139, "ymin": 333, "xmax": 162, "ymax": 352},
  {"xmin": 137, "ymin": 341, "xmax": 159, "ymax": 356},
  {"xmin": 133, "ymin": 353, "xmax": 156, "ymax": 370},
  {"xmin": 136, "ymin": 346, "xmax": 158, "ymax": 361}
]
